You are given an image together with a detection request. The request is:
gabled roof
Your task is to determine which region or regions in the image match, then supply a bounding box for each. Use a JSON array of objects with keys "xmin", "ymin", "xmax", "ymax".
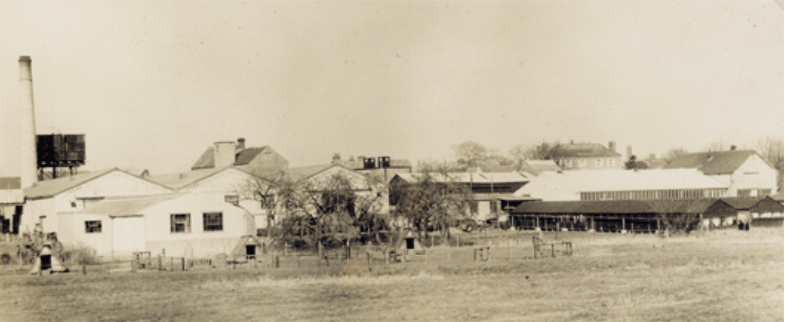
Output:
[
  {"xmin": 285, "ymin": 164, "xmax": 358, "ymax": 181},
  {"xmin": 191, "ymin": 145, "xmax": 272, "ymax": 170},
  {"xmin": 25, "ymin": 169, "xmax": 116, "ymax": 199},
  {"xmin": 663, "ymin": 150, "xmax": 757, "ymax": 175},
  {"xmin": 80, "ymin": 194, "xmax": 183, "ymax": 217},
  {"xmin": 720, "ymin": 197, "xmax": 765, "ymax": 210},
  {"xmin": 558, "ymin": 143, "xmax": 621, "ymax": 158},
  {"xmin": 149, "ymin": 166, "xmax": 255, "ymax": 191},
  {"xmin": 24, "ymin": 168, "xmax": 172, "ymax": 199}
]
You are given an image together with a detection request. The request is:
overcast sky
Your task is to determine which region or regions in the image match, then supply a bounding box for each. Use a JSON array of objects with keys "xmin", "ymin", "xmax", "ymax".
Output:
[{"xmin": 0, "ymin": 0, "xmax": 782, "ymax": 176}]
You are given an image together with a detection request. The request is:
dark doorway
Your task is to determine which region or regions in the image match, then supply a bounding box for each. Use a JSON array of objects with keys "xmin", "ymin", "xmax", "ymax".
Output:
[
  {"xmin": 405, "ymin": 238, "xmax": 415, "ymax": 250},
  {"xmin": 40, "ymin": 255, "xmax": 52, "ymax": 270},
  {"xmin": 245, "ymin": 245, "xmax": 256, "ymax": 259}
]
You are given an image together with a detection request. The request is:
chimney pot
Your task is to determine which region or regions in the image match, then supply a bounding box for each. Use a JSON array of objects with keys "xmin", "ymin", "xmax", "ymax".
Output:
[
  {"xmin": 236, "ymin": 137, "xmax": 246, "ymax": 151},
  {"xmin": 730, "ymin": 145, "xmax": 737, "ymax": 151},
  {"xmin": 608, "ymin": 141, "xmax": 616, "ymax": 152}
]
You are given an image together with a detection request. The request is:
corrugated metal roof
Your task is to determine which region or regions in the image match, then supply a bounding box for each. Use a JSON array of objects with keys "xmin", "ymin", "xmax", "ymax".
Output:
[
  {"xmin": 80, "ymin": 194, "xmax": 183, "ymax": 217},
  {"xmin": 512, "ymin": 199, "xmax": 722, "ymax": 215},
  {"xmin": 24, "ymin": 169, "xmax": 118, "ymax": 199},
  {"xmin": 663, "ymin": 150, "xmax": 757, "ymax": 175},
  {"xmin": 513, "ymin": 169, "xmax": 728, "ymax": 200}
]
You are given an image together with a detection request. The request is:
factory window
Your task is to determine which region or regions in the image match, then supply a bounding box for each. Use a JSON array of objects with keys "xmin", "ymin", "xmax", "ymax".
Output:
[
  {"xmin": 170, "ymin": 214, "xmax": 191, "ymax": 233},
  {"xmin": 203, "ymin": 213, "xmax": 223, "ymax": 232},
  {"xmin": 737, "ymin": 189, "xmax": 753, "ymax": 198},
  {"xmin": 608, "ymin": 159, "xmax": 616, "ymax": 167},
  {"xmin": 595, "ymin": 159, "xmax": 603, "ymax": 167},
  {"xmin": 85, "ymin": 221, "xmax": 102, "ymax": 233},
  {"xmin": 758, "ymin": 189, "xmax": 771, "ymax": 197}
]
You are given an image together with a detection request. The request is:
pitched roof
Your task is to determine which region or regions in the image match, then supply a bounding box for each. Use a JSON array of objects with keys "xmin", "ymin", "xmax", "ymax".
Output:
[
  {"xmin": 663, "ymin": 150, "xmax": 757, "ymax": 175},
  {"xmin": 519, "ymin": 160, "xmax": 562, "ymax": 175},
  {"xmin": 149, "ymin": 166, "xmax": 255, "ymax": 191},
  {"xmin": 80, "ymin": 194, "xmax": 183, "ymax": 217},
  {"xmin": 285, "ymin": 164, "xmax": 359, "ymax": 181},
  {"xmin": 558, "ymin": 143, "xmax": 621, "ymax": 158},
  {"xmin": 24, "ymin": 169, "xmax": 118, "ymax": 199},
  {"xmin": 512, "ymin": 199, "xmax": 722, "ymax": 215},
  {"xmin": 393, "ymin": 172, "xmax": 528, "ymax": 184},
  {"xmin": 191, "ymin": 145, "xmax": 271, "ymax": 170},
  {"xmin": 513, "ymin": 169, "xmax": 728, "ymax": 200},
  {"xmin": 720, "ymin": 197, "xmax": 764, "ymax": 210}
]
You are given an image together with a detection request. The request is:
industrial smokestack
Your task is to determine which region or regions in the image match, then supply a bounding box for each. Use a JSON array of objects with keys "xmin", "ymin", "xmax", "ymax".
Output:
[{"xmin": 19, "ymin": 56, "xmax": 37, "ymax": 189}]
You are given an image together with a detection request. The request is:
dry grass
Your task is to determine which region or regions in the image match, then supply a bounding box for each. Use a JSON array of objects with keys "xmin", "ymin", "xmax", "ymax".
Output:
[{"xmin": 0, "ymin": 228, "xmax": 781, "ymax": 322}]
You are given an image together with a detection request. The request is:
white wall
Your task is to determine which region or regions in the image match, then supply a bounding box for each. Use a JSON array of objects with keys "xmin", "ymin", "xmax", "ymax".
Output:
[
  {"xmin": 21, "ymin": 171, "xmax": 172, "ymax": 233},
  {"xmin": 113, "ymin": 217, "xmax": 146, "ymax": 257},
  {"xmin": 57, "ymin": 213, "xmax": 114, "ymax": 256},
  {"xmin": 727, "ymin": 155, "xmax": 779, "ymax": 197},
  {"xmin": 143, "ymin": 193, "xmax": 253, "ymax": 257}
]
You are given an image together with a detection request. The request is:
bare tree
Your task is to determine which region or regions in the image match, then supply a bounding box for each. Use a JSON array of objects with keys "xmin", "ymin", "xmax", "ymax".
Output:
[
  {"xmin": 453, "ymin": 141, "xmax": 490, "ymax": 167},
  {"xmin": 705, "ymin": 139, "xmax": 727, "ymax": 152},
  {"xmin": 662, "ymin": 147, "xmax": 689, "ymax": 163},
  {"xmin": 754, "ymin": 136, "xmax": 784, "ymax": 191},
  {"xmin": 524, "ymin": 140, "xmax": 566, "ymax": 161}
]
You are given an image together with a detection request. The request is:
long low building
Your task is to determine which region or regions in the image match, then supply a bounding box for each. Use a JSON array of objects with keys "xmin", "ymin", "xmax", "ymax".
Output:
[
  {"xmin": 513, "ymin": 169, "xmax": 729, "ymax": 201},
  {"xmin": 511, "ymin": 199, "xmax": 740, "ymax": 233}
]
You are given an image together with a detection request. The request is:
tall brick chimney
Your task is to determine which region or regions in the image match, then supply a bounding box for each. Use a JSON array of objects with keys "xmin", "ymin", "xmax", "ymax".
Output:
[{"xmin": 19, "ymin": 56, "xmax": 37, "ymax": 189}]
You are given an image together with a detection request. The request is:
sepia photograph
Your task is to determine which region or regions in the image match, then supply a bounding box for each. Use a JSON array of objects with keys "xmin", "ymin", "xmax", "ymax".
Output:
[{"xmin": 0, "ymin": 0, "xmax": 782, "ymax": 321}]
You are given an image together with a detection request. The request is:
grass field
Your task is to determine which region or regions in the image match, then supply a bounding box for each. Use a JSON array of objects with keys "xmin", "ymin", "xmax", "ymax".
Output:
[{"xmin": 0, "ymin": 228, "xmax": 782, "ymax": 322}]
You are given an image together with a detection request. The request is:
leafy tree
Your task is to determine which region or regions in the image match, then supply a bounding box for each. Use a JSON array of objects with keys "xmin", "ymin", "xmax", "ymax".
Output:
[
  {"xmin": 523, "ymin": 140, "xmax": 566, "ymax": 161},
  {"xmin": 625, "ymin": 155, "xmax": 649, "ymax": 170},
  {"xmin": 242, "ymin": 170, "xmax": 388, "ymax": 247},
  {"xmin": 390, "ymin": 168, "xmax": 473, "ymax": 240}
]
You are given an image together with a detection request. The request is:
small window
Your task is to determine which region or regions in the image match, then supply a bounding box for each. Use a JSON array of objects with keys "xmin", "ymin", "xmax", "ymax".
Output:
[
  {"xmin": 595, "ymin": 159, "xmax": 603, "ymax": 167},
  {"xmin": 758, "ymin": 189, "xmax": 771, "ymax": 197},
  {"xmin": 225, "ymin": 195, "xmax": 239, "ymax": 206},
  {"xmin": 738, "ymin": 189, "xmax": 753, "ymax": 198},
  {"xmin": 85, "ymin": 221, "xmax": 102, "ymax": 233},
  {"xmin": 71, "ymin": 202, "xmax": 78, "ymax": 208},
  {"xmin": 579, "ymin": 159, "xmax": 587, "ymax": 167},
  {"xmin": 170, "ymin": 214, "xmax": 191, "ymax": 233},
  {"xmin": 203, "ymin": 213, "xmax": 223, "ymax": 232},
  {"xmin": 608, "ymin": 159, "xmax": 615, "ymax": 167}
]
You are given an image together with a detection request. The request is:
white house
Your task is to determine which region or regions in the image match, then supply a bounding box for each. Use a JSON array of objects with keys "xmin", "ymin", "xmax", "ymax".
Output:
[
  {"xmin": 664, "ymin": 150, "xmax": 778, "ymax": 197},
  {"xmin": 20, "ymin": 168, "xmax": 173, "ymax": 234},
  {"xmin": 58, "ymin": 193, "xmax": 254, "ymax": 258},
  {"xmin": 513, "ymin": 169, "xmax": 729, "ymax": 201}
]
